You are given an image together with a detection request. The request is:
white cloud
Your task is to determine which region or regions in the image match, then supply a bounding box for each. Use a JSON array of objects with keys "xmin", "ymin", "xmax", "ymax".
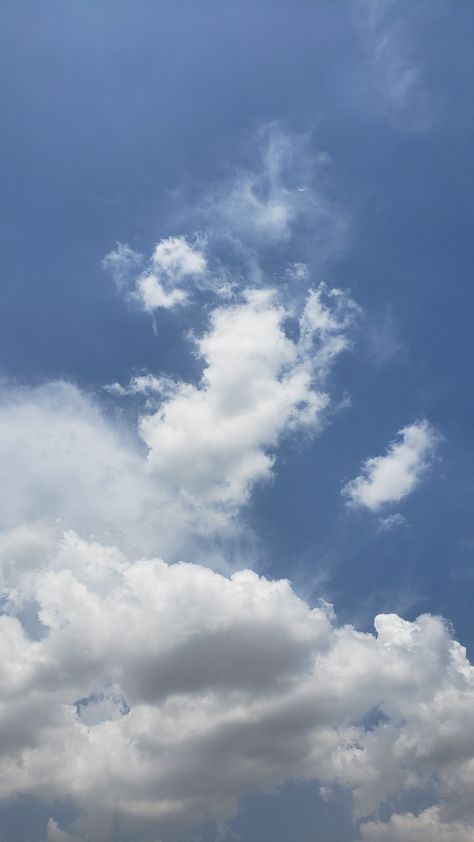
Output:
[
  {"xmin": 342, "ymin": 420, "xmax": 439, "ymax": 511},
  {"xmin": 377, "ymin": 512, "xmax": 407, "ymax": 531},
  {"xmin": 152, "ymin": 235, "xmax": 206, "ymax": 277},
  {"xmin": 104, "ymin": 235, "xmax": 206, "ymax": 313},
  {"xmin": 0, "ymin": 381, "xmax": 156, "ymax": 557},
  {"xmin": 104, "ymin": 373, "xmax": 174, "ymax": 398},
  {"xmin": 103, "ymin": 128, "xmax": 350, "ymax": 310},
  {"xmin": 139, "ymin": 284, "xmax": 355, "ymax": 510},
  {"xmin": 135, "ymin": 272, "xmax": 188, "ymax": 311},
  {"xmin": 0, "ymin": 529, "xmax": 473, "ymax": 840},
  {"xmin": 46, "ymin": 819, "xmax": 82, "ymax": 842},
  {"xmin": 0, "ymin": 368, "xmax": 461, "ymax": 842},
  {"xmin": 134, "ymin": 236, "xmax": 207, "ymax": 313},
  {"xmin": 0, "ymin": 284, "xmax": 355, "ymax": 561},
  {"xmin": 359, "ymin": 807, "xmax": 474, "ymax": 841},
  {"xmin": 0, "ymin": 286, "xmax": 454, "ymax": 842}
]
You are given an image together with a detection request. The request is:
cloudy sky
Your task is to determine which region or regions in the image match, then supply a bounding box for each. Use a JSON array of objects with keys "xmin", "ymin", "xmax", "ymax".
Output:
[{"xmin": 0, "ymin": 2, "xmax": 473, "ymax": 840}]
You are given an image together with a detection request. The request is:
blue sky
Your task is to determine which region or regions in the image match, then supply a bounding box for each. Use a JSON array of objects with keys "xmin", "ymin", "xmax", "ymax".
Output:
[{"xmin": 0, "ymin": 3, "xmax": 474, "ymax": 841}]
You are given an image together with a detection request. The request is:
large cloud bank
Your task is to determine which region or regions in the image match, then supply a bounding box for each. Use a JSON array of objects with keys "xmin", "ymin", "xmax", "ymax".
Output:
[{"xmin": 1, "ymin": 528, "xmax": 474, "ymax": 841}]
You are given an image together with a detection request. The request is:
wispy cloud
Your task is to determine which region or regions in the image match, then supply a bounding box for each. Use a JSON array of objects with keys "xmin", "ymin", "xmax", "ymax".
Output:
[
  {"xmin": 103, "ymin": 127, "xmax": 351, "ymax": 318},
  {"xmin": 377, "ymin": 512, "xmax": 407, "ymax": 532},
  {"xmin": 102, "ymin": 241, "xmax": 143, "ymax": 293},
  {"xmin": 356, "ymin": 0, "xmax": 438, "ymax": 131},
  {"xmin": 174, "ymin": 125, "xmax": 350, "ymax": 286}
]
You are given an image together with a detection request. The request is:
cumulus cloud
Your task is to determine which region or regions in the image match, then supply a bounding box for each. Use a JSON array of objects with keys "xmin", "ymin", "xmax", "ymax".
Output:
[
  {"xmin": 135, "ymin": 235, "xmax": 206, "ymax": 313},
  {"xmin": 342, "ymin": 420, "xmax": 439, "ymax": 511},
  {"xmin": 359, "ymin": 806, "xmax": 474, "ymax": 841},
  {"xmin": 0, "ymin": 284, "xmax": 355, "ymax": 560},
  {"xmin": 0, "ymin": 382, "xmax": 155, "ymax": 557},
  {"xmin": 104, "ymin": 235, "xmax": 206, "ymax": 312},
  {"xmin": 139, "ymin": 283, "xmax": 356, "ymax": 510},
  {"xmin": 135, "ymin": 272, "xmax": 188, "ymax": 311},
  {"xmin": 0, "ymin": 529, "xmax": 473, "ymax": 840}
]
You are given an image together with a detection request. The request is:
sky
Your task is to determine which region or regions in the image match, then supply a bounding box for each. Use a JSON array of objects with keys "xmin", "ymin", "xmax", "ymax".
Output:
[{"xmin": 0, "ymin": 1, "xmax": 474, "ymax": 840}]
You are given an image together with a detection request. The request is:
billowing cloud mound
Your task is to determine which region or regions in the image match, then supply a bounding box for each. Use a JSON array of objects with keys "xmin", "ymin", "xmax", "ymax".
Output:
[
  {"xmin": 0, "ymin": 283, "xmax": 355, "ymax": 559},
  {"xmin": 0, "ymin": 528, "xmax": 474, "ymax": 840},
  {"xmin": 342, "ymin": 420, "xmax": 439, "ymax": 511},
  {"xmin": 139, "ymin": 284, "xmax": 355, "ymax": 509}
]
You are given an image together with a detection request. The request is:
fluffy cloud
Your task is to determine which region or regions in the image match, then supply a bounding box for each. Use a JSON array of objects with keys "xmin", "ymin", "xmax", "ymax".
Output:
[
  {"xmin": 0, "ymin": 382, "xmax": 155, "ymax": 557},
  {"xmin": 104, "ymin": 235, "xmax": 206, "ymax": 312},
  {"xmin": 135, "ymin": 272, "xmax": 188, "ymax": 311},
  {"xmin": 104, "ymin": 373, "xmax": 173, "ymax": 398},
  {"xmin": 0, "ymin": 529, "xmax": 473, "ymax": 840},
  {"xmin": 139, "ymin": 283, "xmax": 355, "ymax": 510},
  {"xmin": 135, "ymin": 235, "xmax": 206, "ymax": 313},
  {"xmin": 342, "ymin": 420, "xmax": 439, "ymax": 511},
  {"xmin": 359, "ymin": 807, "xmax": 474, "ymax": 841},
  {"xmin": 151, "ymin": 235, "xmax": 206, "ymax": 277},
  {"xmin": 0, "ymin": 284, "xmax": 355, "ymax": 561}
]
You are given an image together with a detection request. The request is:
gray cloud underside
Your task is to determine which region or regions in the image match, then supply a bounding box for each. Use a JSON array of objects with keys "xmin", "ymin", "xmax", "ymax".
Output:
[{"xmin": 1, "ymin": 528, "xmax": 473, "ymax": 841}]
